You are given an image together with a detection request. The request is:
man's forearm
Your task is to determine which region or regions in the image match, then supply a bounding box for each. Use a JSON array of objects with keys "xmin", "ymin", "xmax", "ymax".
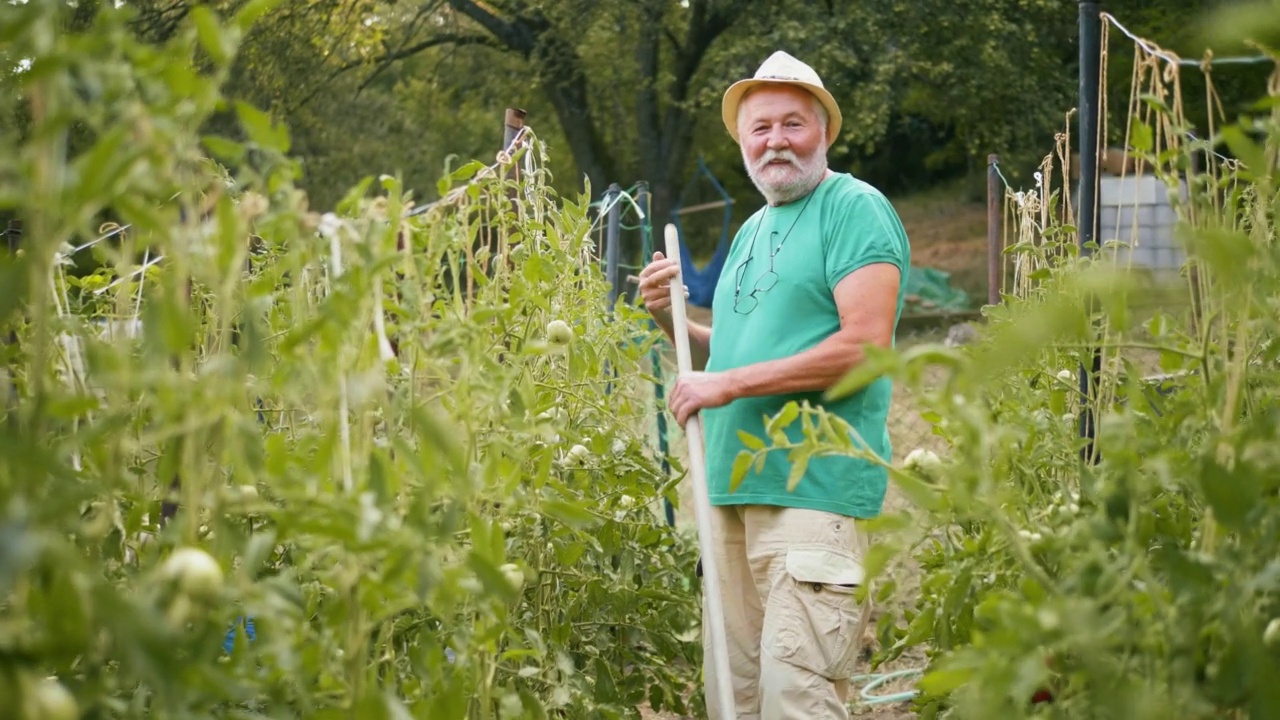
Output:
[
  {"xmin": 652, "ymin": 310, "xmax": 711, "ymax": 371},
  {"xmin": 724, "ymin": 331, "xmax": 878, "ymax": 399}
]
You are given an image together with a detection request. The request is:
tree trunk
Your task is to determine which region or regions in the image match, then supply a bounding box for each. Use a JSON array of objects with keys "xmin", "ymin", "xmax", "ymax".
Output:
[{"xmin": 647, "ymin": 179, "xmax": 678, "ymax": 251}]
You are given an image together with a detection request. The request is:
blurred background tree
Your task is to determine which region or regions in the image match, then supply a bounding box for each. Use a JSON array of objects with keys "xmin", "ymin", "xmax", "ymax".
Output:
[{"xmin": 3, "ymin": 0, "xmax": 1270, "ymax": 273}]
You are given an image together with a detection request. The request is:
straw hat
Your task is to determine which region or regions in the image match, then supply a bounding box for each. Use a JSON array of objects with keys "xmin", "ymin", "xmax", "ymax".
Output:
[{"xmin": 721, "ymin": 51, "xmax": 842, "ymax": 146}]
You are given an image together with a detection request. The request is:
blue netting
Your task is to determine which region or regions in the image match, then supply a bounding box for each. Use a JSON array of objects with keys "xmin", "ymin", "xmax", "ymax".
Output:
[
  {"xmin": 223, "ymin": 616, "xmax": 255, "ymax": 654},
  {"xmin": 669, "ymin": 157, "xmax": 733, "ymax": 308}
]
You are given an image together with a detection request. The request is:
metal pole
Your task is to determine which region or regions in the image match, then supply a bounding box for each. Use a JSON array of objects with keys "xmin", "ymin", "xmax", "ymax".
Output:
[
  {"xmin": 1078, "ymin": 0, "xmax": 1102, "ymax": 462},
  {"xmin": 605, "ymin": 183, "xmax": 622, "ymax": 307},
  {"xmin": 1187, "ymin": 150, "xmax": 1204, "ymax": 336},
  {"xmin": 4, "ymin": 220, "xmax": 20, "ymax": 423},
  {"xmin": 1078, "ymin": 3, "xmax": 1102, "ymax": 259},
  {"xmin": 6, "ymin": 220, "xmax": 21, "ymax": 255},
  {"xmin": 637, "ymin": 183, "xmax": 675, "ymax": 527},
  {"xmin": 986, "ymin": 154, "xmax": 1002, "ymax": 306},
  {"xmin": 5, "ymin": 220, "xmax": 20, "ymax": 351}
]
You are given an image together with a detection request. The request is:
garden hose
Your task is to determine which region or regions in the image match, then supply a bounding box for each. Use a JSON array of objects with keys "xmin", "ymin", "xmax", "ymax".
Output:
[{"xmin": 850, "ymin": 668, "xmax": 923, "ymax": 706}]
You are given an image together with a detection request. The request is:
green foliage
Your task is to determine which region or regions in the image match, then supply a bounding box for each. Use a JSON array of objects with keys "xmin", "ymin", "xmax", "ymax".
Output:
[
  {"xmin": 1198, "ymin": 0, "xmax": 1280, "ymax": 56},
  {"xmin": 0, "ymin": 3, "xmax": 698, "ymax": 718},
  {"xmin": 877, "ymin": 0, "xmax": 1076, "ymax": 179}
]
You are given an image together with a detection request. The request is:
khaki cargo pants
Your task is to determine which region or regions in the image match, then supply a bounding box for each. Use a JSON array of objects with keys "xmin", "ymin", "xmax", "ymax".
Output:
[{"xmin": 702, "ymin": 505, "xmax": 871, "ymax": 720}]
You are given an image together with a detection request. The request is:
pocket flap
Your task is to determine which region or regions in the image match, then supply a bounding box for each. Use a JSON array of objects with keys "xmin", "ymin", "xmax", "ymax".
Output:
[{"xmin": 785, "ymin": 547, "xmax": 865, "ymax": 587}]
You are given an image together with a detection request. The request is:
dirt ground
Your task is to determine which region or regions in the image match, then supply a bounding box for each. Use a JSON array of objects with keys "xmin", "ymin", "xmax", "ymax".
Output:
[{"xmin": 893, "ymin": 183, "xmax": 989, "ymax": 301}]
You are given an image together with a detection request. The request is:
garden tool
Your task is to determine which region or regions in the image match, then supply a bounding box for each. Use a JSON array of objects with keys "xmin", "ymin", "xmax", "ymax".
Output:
[{"xmin": 664, "ymin": 223, "xmax": 737, "ymax": 720}]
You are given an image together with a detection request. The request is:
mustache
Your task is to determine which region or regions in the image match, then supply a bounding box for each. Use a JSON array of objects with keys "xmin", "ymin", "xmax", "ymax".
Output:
[{"xmin": 755, "ymin": 149, "xmax": 799, "ymax": 170}]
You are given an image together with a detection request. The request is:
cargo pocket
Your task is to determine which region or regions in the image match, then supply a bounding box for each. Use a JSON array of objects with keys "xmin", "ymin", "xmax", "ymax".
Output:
[{"xmin": 761, "ymin": 547, "xmax": 866, "ymax": 681}]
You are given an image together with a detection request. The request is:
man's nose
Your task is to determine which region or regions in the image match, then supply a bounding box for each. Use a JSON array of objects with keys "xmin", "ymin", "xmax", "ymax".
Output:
[{"xmin": 765, "ymin": 125, "xmax": 788, "ymax": 149}]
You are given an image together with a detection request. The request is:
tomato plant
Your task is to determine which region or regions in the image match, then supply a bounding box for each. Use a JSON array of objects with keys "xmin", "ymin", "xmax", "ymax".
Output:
[{"xmin": 0, "ymin": 2, "xmax": 697, "ymax": 718}]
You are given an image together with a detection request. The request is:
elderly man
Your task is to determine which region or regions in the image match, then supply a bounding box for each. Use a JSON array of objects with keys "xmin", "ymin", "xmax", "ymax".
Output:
[{"xmin": 637, "ymin": 51, "xmax": 910, "ymax": 719}]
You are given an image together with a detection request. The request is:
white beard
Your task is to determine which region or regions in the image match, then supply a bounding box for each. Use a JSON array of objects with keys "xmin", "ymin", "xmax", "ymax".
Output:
[{"xmin": 743, "ymin": 147, "xmax": 828, "ymax": 205}]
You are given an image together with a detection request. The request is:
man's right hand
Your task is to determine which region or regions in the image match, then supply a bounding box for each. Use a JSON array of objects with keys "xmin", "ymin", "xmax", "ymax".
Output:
[
  {"xmin": 637, "ymin": 251, "xmax": 687, "ymax": 320},
  {"xmin": 639, "ymin": 251, "xmax": 712, "ymax": 370}
]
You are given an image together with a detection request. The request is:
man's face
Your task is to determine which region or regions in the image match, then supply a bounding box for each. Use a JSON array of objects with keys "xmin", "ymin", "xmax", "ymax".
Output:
[{"xmin": 736, "ymin": 85, "xmax": 828, "ymax": 205}]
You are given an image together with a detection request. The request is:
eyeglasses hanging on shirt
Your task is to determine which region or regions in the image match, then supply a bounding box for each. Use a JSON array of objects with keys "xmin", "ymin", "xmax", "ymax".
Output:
[{"xmin": 732, "ymin": 191, "xmax": 814, "ymax": 315}]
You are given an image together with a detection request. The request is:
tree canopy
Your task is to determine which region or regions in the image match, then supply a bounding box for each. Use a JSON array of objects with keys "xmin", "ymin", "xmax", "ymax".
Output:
[{"xmin": 6, "ymin": 0, "xmax": 1270, "ymax": 254}]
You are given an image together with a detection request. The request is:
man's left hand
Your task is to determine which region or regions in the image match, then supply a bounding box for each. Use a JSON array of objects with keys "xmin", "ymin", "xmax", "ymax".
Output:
[{"xmin": 669, "ymin": 371, "xmax": 737, "ymax": 428}]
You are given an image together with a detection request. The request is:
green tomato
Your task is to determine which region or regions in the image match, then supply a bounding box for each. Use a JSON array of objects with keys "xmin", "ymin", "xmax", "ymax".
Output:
[
  {"xmin": 23, "ymin": 677, "xmax": 79, "ymax": 720},
  {"xmin": 546, "ymin": 320, "xmax": 573, "ymax": 346},
  {"xmin": 565, "ymin": 444, "xmax": 590, "ymax": 467},
  {"xmin": 161, "ymin": 547, "xmax": 224, "ymax": 600},
  {"xmin": 903, "ymin": 448, "xmax": 941, "ymax": 474},
  {"xmin": 500, "ymin": 563, "xmax": 525, "ymax": 592},
  {"xmin": 1265, "ymin": 618, "xmax": 1280, "ymax": 649},
  {"xmin": 82, "ymin": 501, "xmax": 116, "ymax": 540},
  {"xmin": 221, "ymin": 484, "xmax": 259, "ymax": 506}
]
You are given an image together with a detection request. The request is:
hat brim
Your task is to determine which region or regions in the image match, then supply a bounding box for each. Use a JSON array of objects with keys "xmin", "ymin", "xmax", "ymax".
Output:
[{"xmin": 721, "ymin": 78, "xmax": 842, "ymax": 146}]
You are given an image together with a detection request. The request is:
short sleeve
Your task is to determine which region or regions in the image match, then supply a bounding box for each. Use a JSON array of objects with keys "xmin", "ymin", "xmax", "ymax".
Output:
[{"xmin": 822, "ymin": 188, "xmax": 910, "ymax": 293}]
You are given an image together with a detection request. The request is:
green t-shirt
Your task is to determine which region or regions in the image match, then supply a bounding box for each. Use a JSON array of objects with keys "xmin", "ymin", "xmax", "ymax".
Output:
[{"xmin": 702, "ymin": 173, "xmax": 910, "ymax": 519}]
